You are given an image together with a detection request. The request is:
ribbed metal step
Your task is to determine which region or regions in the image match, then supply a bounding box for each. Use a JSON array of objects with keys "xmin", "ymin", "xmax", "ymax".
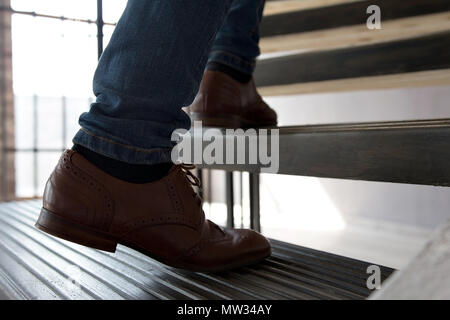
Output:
[{"xmin": 0, "ymin": 200, "xmax": 394, "ymax": 300}]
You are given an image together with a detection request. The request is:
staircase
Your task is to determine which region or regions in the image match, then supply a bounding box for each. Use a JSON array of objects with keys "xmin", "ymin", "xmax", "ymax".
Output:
[
  {"xmin": 195, "ymin": 0, "xmax": 450, "ymax": 298},
  {"xmin": 0, "ymin": 200, "xmax": 394, "ymax": 299},
  {"xmin": 1, "ymin": 0, "xmax": 449, "ymax": 299}
]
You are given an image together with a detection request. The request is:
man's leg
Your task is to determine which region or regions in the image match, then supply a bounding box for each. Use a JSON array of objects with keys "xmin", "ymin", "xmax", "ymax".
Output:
[
  {"xmin": 189, "ymin": 0, "xmax": 277, "ymax": 128},
  {"xmin": 36, "ymin": 0, "xmax": 271, "ymax": 273},
  {"xmin": 74, "ymin": 0, "xmax": 234, "ymax": 165},
  {"xmin": 208, "ymin": 0, "xmax": 265, "ymax": 79}
]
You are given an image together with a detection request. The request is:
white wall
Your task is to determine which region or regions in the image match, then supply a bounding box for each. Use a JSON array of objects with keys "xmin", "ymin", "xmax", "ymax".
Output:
[{"xmin": 263, "ymin": 85, "xmax": 450, "ymax": 229}]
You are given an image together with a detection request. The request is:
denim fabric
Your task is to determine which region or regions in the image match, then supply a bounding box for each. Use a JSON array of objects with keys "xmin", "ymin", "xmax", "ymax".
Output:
[
  {"xmin": 73, "ymin": 0, "xmax": 265, "ymax": 164},
  {"xmin": 209, "ymin": 0, "xmax": 266, "ymax": 75}
]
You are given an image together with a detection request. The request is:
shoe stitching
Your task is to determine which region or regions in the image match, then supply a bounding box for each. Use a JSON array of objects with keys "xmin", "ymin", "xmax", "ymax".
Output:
[
  {"xmin": 61, "ymin": 150, "xmax": 114, "ymax": 231},
  {"xmin": 115, "ymin": 214, "xmax": 201, "ymax": 237}
]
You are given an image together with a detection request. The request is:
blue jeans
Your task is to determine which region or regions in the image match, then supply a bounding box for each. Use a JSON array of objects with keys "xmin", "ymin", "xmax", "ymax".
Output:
[{"xmin": 73, "ymin": 0, "xmax": 265, "ymax": 164}]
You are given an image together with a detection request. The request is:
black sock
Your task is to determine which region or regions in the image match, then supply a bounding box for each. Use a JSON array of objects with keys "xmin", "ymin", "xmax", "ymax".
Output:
[
  {"xmin": 72, "ymin": 144, "xmax": 173, "ymax": 183},
  {"xmin": 206, "ymin": 61, "xmax": 251, "ymax": 83}
]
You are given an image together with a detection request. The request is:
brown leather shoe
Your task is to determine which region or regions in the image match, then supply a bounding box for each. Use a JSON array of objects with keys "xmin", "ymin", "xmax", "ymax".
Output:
[
  {"xmin": 188, "ymin": 70, "xmax": 277, "ymax": 128},
  {"xmin": 36, "ymin": 150, "xmax": 270, "ymax": 272}
]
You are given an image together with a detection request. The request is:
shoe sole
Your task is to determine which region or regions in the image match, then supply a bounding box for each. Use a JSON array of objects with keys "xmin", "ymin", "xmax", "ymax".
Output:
[{"xmin": 35, "ymin": 207, "xmax": 271, "ymax": 273}]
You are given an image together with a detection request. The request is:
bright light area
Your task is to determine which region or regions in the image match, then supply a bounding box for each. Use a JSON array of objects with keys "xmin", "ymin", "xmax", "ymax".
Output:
[
  {"xmin": 11, "ymin": 1, "xmax": 127, "ymax": 197},
  {"xmin": 260, "ymin": 175, "xmax": 346, "ymax": 231},
  {"xmin": 12, "ymin": 14, "xmax": 98, "ymax": 97}
]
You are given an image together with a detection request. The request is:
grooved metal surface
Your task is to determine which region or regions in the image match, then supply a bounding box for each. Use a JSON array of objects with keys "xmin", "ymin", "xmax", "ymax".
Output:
[{"xmin": 0, "ymin": 200, "xmax": 394, "ymax": 300}]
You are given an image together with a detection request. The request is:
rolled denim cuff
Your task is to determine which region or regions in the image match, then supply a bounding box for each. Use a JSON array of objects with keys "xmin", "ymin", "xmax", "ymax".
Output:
[
  {"xmin": 73, "ymin": 128, "xmax": 173, "ymax": 165},
  {"xmin": 207, "ymin": 50, "xmax": 255, "ymax": 75}
]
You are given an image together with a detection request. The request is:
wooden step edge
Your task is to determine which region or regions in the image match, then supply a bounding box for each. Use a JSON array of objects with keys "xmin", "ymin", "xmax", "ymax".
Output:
[
  {"xmin": 260, "ymin": 11, "xmax": 450, "ymax": 54},
  {"xmin": 258, "ymin": 69, "xmax": 450, "ymax": 96}
]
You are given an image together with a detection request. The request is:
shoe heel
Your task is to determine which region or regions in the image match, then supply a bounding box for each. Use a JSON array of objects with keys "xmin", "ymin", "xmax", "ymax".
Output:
[{"xmin": 35, "ymin": 208, "xmax": 117, "ymax": 252}]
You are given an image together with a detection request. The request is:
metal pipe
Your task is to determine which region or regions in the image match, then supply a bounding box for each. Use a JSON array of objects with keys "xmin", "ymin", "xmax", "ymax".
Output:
[
  {"xmin": 249, "ymin": 173, "xmax": 260, "ymax": 232},
  {"xmin": 225, "ymin": 171, "xmax": 234, "ymax": 228},
  {"xmin": 0, "ymin": 7, "xmax": 116, "ymax": 26},
  {"xmin": 96, "ymin": 0, "xmax": 104, "ymax": 59}
]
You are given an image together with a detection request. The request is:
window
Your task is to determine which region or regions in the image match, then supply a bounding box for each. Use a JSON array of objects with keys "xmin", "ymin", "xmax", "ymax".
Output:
[{"xmin": 10, "ymin": 0, "xmax": 125, "ymax": 197}]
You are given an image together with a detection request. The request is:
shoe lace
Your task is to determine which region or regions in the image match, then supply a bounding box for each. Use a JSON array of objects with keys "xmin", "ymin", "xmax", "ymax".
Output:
[
  {"xmin": 178, "ymin": 164, "xmax": 225, "ymax": 234},
  {"xmin": 178, "ymin": 163, "xmax": 202, "ymax": 205},
  {"xmin": 179, "ymin": 163, "xmax": 201, "ymax": 187}
]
